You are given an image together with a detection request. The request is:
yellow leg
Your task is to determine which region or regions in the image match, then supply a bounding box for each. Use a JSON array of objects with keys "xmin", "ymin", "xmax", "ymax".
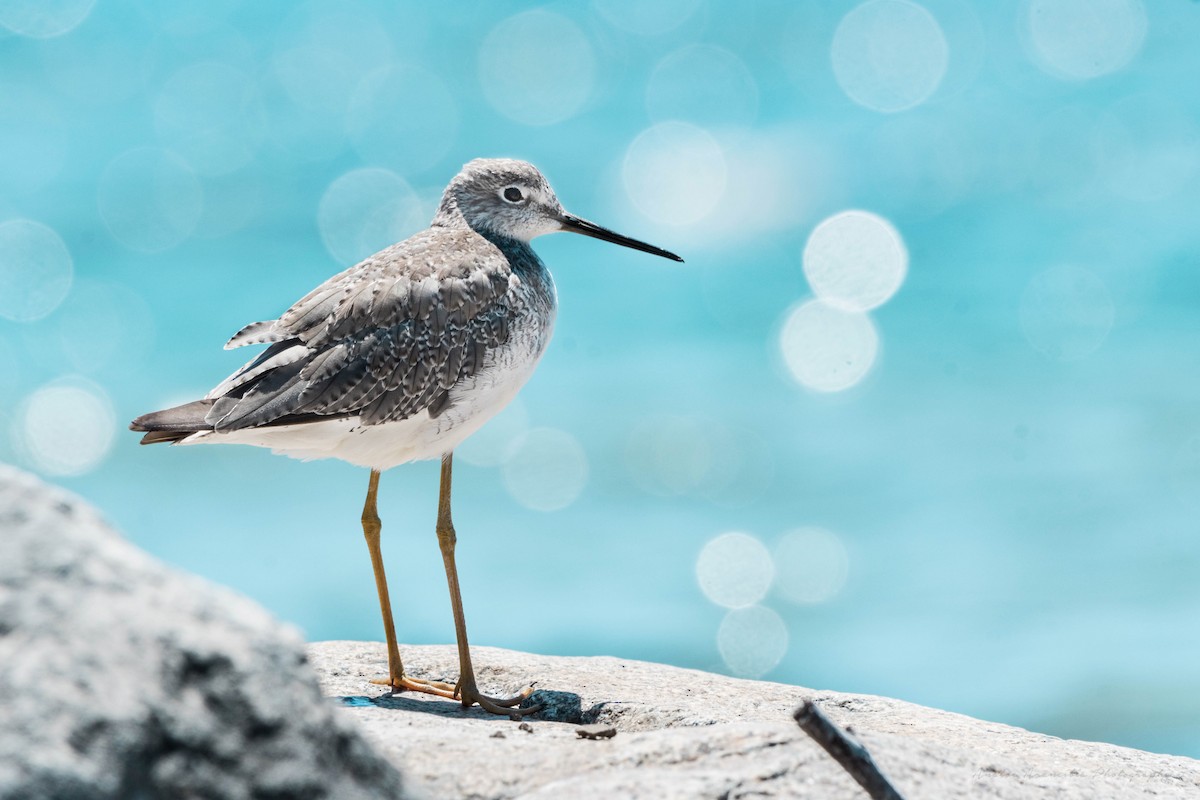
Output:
[
  {"xmin": 362, "ymin": 469, "xmax": 456, "ymax": 698},
  {"xmin": 436, "ymin": 453, "xmax": 538, "ymax": 717}
]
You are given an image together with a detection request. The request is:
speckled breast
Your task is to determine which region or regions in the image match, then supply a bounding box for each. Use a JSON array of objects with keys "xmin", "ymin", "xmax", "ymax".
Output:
[{"xmin": 435, "ymin": 253, "xmax": 557, "ymax": 440}]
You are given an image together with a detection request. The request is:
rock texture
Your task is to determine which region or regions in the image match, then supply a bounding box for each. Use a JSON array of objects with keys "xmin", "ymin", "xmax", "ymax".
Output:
[
  {"xmin": 0, "ymin": 466, "xmax": 406, "ymax": 800},
  {"xmin": 312, "ymin": 641, "xmax": 1200, "ymax": 800},
  {"xmin": 4, "ymin": 462, "xmax": 1197, "ymax": 800}
]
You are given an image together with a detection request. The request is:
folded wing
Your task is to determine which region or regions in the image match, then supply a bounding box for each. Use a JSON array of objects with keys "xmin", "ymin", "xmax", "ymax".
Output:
[{"xmin": 203, "ymin": 228, "xmax": 516, "ymax": 433}]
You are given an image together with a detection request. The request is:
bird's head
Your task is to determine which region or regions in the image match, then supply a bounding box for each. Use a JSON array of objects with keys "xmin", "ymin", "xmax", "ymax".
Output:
[{"xmin": 435, "ymin": 158, "xmax": 683, "ymax": 262}]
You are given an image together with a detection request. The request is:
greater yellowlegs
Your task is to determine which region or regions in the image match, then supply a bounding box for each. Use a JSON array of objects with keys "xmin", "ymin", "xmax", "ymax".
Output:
[{"xmin": 131, "ymin": 158, "xmax": 682, "ymax": 717}]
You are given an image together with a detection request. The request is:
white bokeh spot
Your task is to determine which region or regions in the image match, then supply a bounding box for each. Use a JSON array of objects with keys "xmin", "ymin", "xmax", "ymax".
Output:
[
  {"xmin": 831, "ymin": 0, "xmax": 949, "ymax": 113},
  {"xmin": 479, "ymin": 10, "xmax": 595, "ymax": 126},
  {"xmin": 0, "ymin": 219, "xmax": 73, "ymax": 323},
  {"xmin": 502, "ymin": 427, "xmax": 589, "ymax": 512},
  {"xmin": 57, "ymin": 280, "xmax": 156, "ymax": 376},
  {"xmin": 318, "ymin": 168, "xmax": 425, "ymax": 266},
  {"xmin": 780, "ymin": 299, "xmax": 880, "ymax": 393},
  {"xmin": 623, "ymin": 122, "xmax": 727, "ymax": 227},
  {"xmin": 717, "ymin": 605, "xmax": 789, "ymax": 678},
  {"xmin": 1024, "ymin": 0, "xmax": 1146, "ymax": 80},
  {"xmin": 456, "ymin": 399, "xmax": 530, "ymax": 468},
  {"xmin": 774, "ymin": 527, "xmax": 850, "ymax": 605},
  {"xmin": 16, "ymin": 379, "xmax": 115, "ymax": 477},
  {"xmin": 696, "ymin": 532, "xmax": 775, "ymax": 609},
  {"xmin": 1019, "ymin": 265, "xmax": 1114, "ymax": 361},
  {"xmin": 0, "ymin": 0, "xmax": 96, "ymax": 38},
  {"xmin": 804, "ymin": 210, "xmax": 908, "ymax": 312}
]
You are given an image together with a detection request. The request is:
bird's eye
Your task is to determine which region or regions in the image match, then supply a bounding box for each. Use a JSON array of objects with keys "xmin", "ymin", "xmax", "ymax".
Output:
[{"xmin": 503, "ymin": 187, "xmax": 523, "ymax": 203}]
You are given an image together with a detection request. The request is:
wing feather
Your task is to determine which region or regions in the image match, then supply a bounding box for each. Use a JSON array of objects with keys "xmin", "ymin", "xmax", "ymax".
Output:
[
  {"xmin": 205, "ymin": 228, "xmax": 522, "ymax": 432},
  {"xmin": 224, "ymin": 320, "xmax": 283, "ymax": 350}
]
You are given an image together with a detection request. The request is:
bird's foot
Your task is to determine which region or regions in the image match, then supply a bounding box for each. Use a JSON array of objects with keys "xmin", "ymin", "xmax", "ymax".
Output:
[
  {"xmin": 371, "ymin": 674, "xmax": 458, "ymax": 699},
  {"xmin": 457, "ymin": 681, "xmax": 541, "ymax": 719}
]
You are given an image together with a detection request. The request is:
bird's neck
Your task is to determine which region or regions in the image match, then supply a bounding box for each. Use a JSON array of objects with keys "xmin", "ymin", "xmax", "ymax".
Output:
[
  {"xmin": 431, "ymin": 190, "xmax": 470, "ymax": 231},
  {"xmin": 433, "ymin": 199, "xmax": 551, "ymax": 292},
  {"xmin": 432, "ymin": 194, "xmax": 533, "ymax": 258}
]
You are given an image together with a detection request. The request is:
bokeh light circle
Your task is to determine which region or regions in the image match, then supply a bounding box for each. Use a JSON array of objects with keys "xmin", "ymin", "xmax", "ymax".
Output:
[
  {"xmin": 271, "ymin": 1, "xmax": 395, "ymax": 114},
  {"xmin": 16, "ymin": 379, "xmax": 115, "ymax": 476},
  {"xmin": 1019, "ymin": 265, "xmax": 1114, "ymax": 361},
  {"xmin": 456, "ymin": 399, "xmax": 529, "ymax": 468},
  {"xmin": 0, "ymin": 0, "xmax": 96, "ymax": 38},
  {"xmin": 592, "ymin": 0, "xmax": 701, "ymax": 36},
  {"xmin": 0, "ymin": 219, "xmax": 73, "ymax": 323},
  {"xmin": 479, "ymin": 10, "xmax": 595, "ymax": 126},
  {"xmin": 717, "ymin": 605, "xmax": 789, "ymax": 678},
  {"xmin": 780, "ymin": 300, "xmax": 880, "ymax": 392},
  {"xmin": 97, "ymin": 148, "xmax": 203, "ymax": 253},
  {"xmin": 318, "ymin": 168, "xmax": 425, "ymax": 266},
  {"xmin": 1024, "ymin": 0, "xmax": 1146, "ymax": 80},
  {"xmin": 698, "ymin": 424, "xmax": 776, "ymax": 509},
  {"xmin": 154, "ymin": 61, "xmax": 263, "ymax": 177},
  {"xmin": 347, "ymin": 65, "xmax": 459, "ymax": 174},
  {"xmin": 803, "ymin": 210, "xmax": 908, "ymax": 311},
  {"xmin": 774, "ymin": 527, "xmax": 850, "ymax": 605},
  {"xmin": 502, "ymin": 427, "xmax": 588, "ymax": 512},
  {"xmin": 831, "ymin": 0, "xmax": 949, "ymax": 113},
  {"xmin": 696, "ymin": 532, "xmax": 775, "ymax": 609},
  {"xmin": 622, "ymin": 122, "xmax": 727, "ymax": 226},
  {"xmin": 57, "ymin": 280, "xmax": 156, "ymax": 376},
  {"xmin": 625, "ymin": 416, "xmax": 713, "ymax": 497},
  {"xmin": 645, "ymin": 45, "xmax": 758, "ymax": 127},
  {"xmin": 194, "ymin": 168, "xmax": 265, "ymax": 239}
]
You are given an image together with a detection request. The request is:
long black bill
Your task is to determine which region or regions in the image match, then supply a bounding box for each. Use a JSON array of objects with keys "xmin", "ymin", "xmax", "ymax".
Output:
[{"xmin": 559, "ymin": 214, "xmax": 684, "ymax": 262}]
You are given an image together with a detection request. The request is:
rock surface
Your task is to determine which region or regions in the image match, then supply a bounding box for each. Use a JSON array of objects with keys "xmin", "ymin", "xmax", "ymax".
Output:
[
  {"xmin": 312, "ymin": 640, "xmax": 1200, "ymax": 800},
  {"xmin": 4, "ymin": 462, "xmax": 1197, "ymax": 800},
  {"xmin": 0, "ymin": 466, "xmax": 406, "ymax": 800}
]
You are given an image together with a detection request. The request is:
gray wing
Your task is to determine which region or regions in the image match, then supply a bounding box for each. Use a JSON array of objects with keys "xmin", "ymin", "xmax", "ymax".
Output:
[{"xmin": 205, "ymin": 228, "xmax": 516, "ymax": 432}]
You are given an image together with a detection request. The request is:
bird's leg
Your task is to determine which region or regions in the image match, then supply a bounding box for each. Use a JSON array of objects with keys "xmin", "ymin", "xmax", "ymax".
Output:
[
  {"xmin": 436, "ymin": 453, "xmax": 538, "ymax": 717},
  {"xmin": 362, "ymin": 469, "xmax": 457, "ymax": 698}
]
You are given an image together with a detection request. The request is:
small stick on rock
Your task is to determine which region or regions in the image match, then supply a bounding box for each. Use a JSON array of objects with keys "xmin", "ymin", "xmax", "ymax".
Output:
[
  {"xmin": 794, "ymin": 700, "xmax": 907, "ymax": 800},
  {"xmin": 575, "ymin": 724, "xmax": 617, "ymax": 740}
]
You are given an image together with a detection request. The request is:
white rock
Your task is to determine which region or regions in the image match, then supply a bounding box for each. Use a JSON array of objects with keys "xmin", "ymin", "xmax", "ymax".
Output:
[
  {"xmin": 0, "ymin": 466, "xmax": 407, "ymax": 800},
  {"xmin": 4, "ymin": 462, "xmax": 1196, "ymax": 800},
  {"xmin": 311, "ymin": 640, "xmax": 1200, "ymax": 799}
]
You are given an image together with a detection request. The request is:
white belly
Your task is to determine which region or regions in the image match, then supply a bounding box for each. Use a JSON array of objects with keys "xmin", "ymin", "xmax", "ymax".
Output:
[{"xmin": 181, "ymin": 337, "xmax": 546, "ymax": 471}]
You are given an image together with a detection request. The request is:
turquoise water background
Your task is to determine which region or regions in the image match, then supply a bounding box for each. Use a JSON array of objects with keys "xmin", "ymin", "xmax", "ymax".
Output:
[{"xmin": 2, "ymin": 1, "xmax": 1198, "ymax": 757}]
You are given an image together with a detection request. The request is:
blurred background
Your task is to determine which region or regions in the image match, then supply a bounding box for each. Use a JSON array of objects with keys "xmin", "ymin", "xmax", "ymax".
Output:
[{"xmin": 2, "ymin": 0, "xmax": 1198, "ymax": 757}]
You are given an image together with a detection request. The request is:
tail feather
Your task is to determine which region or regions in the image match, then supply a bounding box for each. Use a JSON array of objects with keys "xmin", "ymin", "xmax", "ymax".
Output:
[
  {"xmin": 136, "ymin": 429, "xmax": 194, "ymax": 445},
  {"xmin": 130, "ymin": 399, "xmax": 215, "ymax": 445}
]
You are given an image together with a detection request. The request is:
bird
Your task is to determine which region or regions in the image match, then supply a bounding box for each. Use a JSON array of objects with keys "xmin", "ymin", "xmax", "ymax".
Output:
[{"xmin": 130, "ymin": 158, "xmax": 683, "ymax": 717}]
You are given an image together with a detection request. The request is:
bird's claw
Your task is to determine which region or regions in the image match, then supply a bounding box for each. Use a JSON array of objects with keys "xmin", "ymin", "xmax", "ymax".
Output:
[
  {"xmin": 370, "ymin": 675, "xmax": 540, "ymax": 718},
  {"xmin": 370, "ymin": 674, "xmax": 458, "ymax": 699},
  {"xmin": 457, "ymin": 683, "xmax": 540, "ymax": 719}
]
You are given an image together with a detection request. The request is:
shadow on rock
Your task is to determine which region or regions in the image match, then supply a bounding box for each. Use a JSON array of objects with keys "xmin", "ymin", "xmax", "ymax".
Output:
[{"xmin": 524, "ymin": 689, "xmax": 583, "ymax": 724}]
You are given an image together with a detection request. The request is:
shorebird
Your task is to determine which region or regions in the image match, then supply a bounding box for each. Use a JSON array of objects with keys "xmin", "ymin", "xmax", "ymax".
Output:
[{"xmin": 131, "ymin": 158, "xmax": 682, "ymax": 717}]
